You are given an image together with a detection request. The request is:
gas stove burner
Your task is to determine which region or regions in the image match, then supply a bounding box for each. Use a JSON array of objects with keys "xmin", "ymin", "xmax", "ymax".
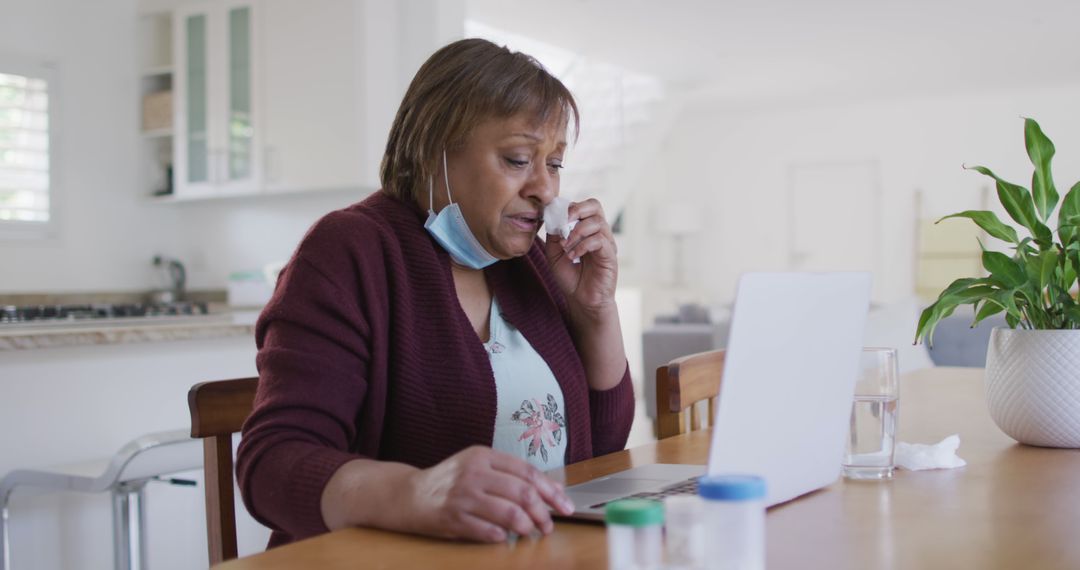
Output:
[{"xmin": 0, "ymin": 301, "xmax": 211, "ymax": 324}]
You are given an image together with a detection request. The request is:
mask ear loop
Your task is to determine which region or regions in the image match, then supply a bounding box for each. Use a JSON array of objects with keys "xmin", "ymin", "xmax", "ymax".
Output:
[
  {"xmin": 442, "ymin": 149, "xmax": 455, "ymax": 204},
  {"xmin": 428, "ymin": 177, "xmax": 434, "ymax": 212}
]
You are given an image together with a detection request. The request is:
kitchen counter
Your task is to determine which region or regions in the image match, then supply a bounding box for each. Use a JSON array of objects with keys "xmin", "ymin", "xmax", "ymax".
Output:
[{"xmin": 0, "ymin": 310, "xmax": 260, "ymax": 350}]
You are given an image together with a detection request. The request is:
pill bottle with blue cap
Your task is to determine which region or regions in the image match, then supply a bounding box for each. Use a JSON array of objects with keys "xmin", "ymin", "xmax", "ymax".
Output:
[
  {"xmin": 698, "ymin": 474, "xmax": 767, "ymax": 570},
  {"xmin": 604, "ymin": 498, "xmax": 664, "ymax": 569}
]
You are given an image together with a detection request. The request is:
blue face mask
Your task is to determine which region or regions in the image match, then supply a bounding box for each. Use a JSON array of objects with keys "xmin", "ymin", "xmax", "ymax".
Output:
[{"xmin": 424, "ymin": 150, "xmax": 499, "ymax": 269}]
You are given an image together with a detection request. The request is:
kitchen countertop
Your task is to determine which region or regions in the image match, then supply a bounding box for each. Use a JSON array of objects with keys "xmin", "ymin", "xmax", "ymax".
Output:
[{"xmin": 0, "ymin": 310, "xmax": 260, "ymax": 351}]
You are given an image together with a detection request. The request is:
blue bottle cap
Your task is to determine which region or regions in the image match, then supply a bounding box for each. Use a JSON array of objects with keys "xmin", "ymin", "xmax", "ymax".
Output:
[{"xmin": 698, "ymin": 475, "xmax": 767, "ymax": 501}]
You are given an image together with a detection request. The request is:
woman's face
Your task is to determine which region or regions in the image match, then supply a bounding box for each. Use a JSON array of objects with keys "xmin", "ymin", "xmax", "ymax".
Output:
[{"xmin": 432, "ymin": 113, "xmax": 567, "ymax": 261}]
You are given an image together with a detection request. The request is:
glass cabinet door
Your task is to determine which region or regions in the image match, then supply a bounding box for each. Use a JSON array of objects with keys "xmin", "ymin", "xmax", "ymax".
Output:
[
  {"xmin": 226, "ymin": 6, "xmax": 253, "ymax": 183},
  {"xmin": 184, "ymin": 13, "xmax": 209, "ymax": 185}
]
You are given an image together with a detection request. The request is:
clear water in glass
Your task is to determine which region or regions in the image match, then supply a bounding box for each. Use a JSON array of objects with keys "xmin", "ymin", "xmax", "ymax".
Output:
[{"xmin": 843, "ymin": 394, "xmax": 898, "ymax": 479}]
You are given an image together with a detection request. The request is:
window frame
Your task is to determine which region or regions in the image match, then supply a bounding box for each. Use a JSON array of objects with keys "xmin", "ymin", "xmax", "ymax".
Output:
[{"xmin": 0, "ymin": 54, "xmax": 60, "ymax": 240}]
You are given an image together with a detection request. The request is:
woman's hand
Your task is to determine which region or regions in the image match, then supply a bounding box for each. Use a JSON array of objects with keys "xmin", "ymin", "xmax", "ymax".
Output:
[
  {"xmin": 543, "ymin": 197, "xmax": 627, "ymax": 392},
  {"xmin": 544, "ymin": 198, "xmax": 619, "ymax": 318},
  {"xmin": 403, "ymin": 446, "xmax": 574, "ymax": 543}
]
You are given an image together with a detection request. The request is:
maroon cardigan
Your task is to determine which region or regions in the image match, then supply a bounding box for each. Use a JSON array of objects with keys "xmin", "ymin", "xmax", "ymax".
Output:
[{"xmin": 236, "ymin": 191, "xmax": 635, "ymax": 546}]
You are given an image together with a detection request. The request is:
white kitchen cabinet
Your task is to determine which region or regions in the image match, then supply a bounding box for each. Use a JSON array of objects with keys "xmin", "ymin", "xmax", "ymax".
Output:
[
  {"xmin": 172, "ymin": 0, "xmax": 262, "ymax": 199},
  {"xmin": 140, "ymin": 0, "xmax": 461, "ymax": 201},
  {"xmin": 260, "ymin": 0, "xmax": 368, "ymax": 193}
]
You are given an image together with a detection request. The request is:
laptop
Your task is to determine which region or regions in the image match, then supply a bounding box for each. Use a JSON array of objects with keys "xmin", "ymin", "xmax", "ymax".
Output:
[{"xmin": 562, "ymin": 272, "xmax": 872, "ymax": 520}]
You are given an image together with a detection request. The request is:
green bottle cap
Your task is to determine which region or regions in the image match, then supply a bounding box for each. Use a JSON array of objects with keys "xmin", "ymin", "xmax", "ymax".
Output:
[{"xmin": 604, "ymin": 499, "xmax": 664, "ymax": 527}]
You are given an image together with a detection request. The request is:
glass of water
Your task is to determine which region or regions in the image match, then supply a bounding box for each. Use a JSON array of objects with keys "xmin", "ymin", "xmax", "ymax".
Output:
[{"xmin": 842, "ymin": 347, "xmax": 899, "ymax": 480}]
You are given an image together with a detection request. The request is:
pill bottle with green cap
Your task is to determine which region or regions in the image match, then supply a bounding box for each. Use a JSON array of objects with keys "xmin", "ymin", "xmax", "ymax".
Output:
[
  {"xmin": 698, "ymin": 474, "xmax": 767, "ymax": 570},
  {"xmin": 604, "ymin": 498, "xmax": 664, "ymax": 569}
]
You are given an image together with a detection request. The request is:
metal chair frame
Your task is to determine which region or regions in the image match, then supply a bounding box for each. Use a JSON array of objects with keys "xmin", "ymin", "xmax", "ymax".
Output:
[{"xmin": 0, "ymin": 429, "xmax": 200, "ymax": 570}]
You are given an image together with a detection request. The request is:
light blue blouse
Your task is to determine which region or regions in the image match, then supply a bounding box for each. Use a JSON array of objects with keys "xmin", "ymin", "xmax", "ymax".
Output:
[{"xmin": 487, "ymin": 297, "xmax": 569, "ymax": 470}]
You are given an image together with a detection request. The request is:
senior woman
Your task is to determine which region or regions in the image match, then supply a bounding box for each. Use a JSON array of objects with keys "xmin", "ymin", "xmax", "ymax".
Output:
[{"xmin": 236, "ymin": 38, "xmax": 634, "ymax": 547}]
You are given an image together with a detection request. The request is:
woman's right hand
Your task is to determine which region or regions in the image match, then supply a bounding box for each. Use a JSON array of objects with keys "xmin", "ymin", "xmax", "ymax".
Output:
[{"xmin": 404, "ymin": 446, "xmax": 576, "ymax": 542}]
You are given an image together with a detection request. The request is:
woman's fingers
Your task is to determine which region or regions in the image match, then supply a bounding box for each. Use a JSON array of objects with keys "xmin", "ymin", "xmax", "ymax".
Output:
[
  {"xmin": 564, "ymin": 232, "xmax": 615, "ymax": 264},
  {"xmin": 483, "ymin": 472, "xmax": 555, "ymax": 534},
  {"xmin": 489, "ymin": 452, "xmax": 574, "ymax": 515},
  {"xmin": 490, "ymin": 497, "xmax": 538, "ymax": 537},
  {"xmin": 560, "ymin": 200, "xmax": 615, "ymax": 263},
  {"xmin": 544, "ymin": 231, "xmax": 569, "ymax": 264},
  {"xmin": 568, "ymin": 198, "xmax": 605, "ymax": 222},
  {"xmin": 451, "ymin": 485, "xmax": 540, "ymax": 539},
  {"xmin": 563, "ymin": 215, "xmax": 612, "ymax": 249},
  {"xmin": 456, "ymin": 512, "xmax": 509, "ymax": 543}
]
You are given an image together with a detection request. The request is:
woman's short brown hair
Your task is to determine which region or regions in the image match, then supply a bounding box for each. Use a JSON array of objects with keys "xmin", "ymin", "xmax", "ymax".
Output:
[{"xmin": 380, "ymin": 38, "xmax": 580, "ymax": 202}]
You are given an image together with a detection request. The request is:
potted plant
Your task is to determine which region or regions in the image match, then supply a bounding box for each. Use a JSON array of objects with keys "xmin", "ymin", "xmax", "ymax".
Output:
[{"xmin": 915, "ymin": 118, "xmax": 1080, "ymax": 448}]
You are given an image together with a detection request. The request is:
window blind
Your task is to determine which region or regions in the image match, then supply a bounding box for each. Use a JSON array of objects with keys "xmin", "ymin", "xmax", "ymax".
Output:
[{"xmin": 0, "ymin": 71, "xmax": 50, "ymax": 223}]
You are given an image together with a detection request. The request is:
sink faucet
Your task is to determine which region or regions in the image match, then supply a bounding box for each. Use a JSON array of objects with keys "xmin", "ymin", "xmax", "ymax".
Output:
[{"xmin": 152, "ymin": 255, "xmax": 186, "ymax": 303}]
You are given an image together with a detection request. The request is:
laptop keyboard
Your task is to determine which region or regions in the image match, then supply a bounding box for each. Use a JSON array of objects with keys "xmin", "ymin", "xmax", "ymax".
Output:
[{"xmin": 589, "ymin": 477, "xmax": 699, "ymax": 509}]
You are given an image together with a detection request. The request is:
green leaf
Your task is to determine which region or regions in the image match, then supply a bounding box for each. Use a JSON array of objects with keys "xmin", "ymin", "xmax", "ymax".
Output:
[
  {"xmin": 1037, "ymin": 249, "xmax": 1057, "ymax": 292},
  {"xmin": 967, "ymin": 165, "xmax": 1054, "ymax": 247},
  {"xmin": 1066, "ymin": 306, "xmax": 1080, "ymax": 328},
  {"xmin": 1021, "ymin": 246, "xmax": 1040, "ymax": 283},
  {"xmin": 1072, "ymin": 246, "xmax": 1080, "ymax": 293},
  {"xmin": 982, "ymin": 249, "xmax": 1027, "ymax": 289},
  {"xmin": 1049, "ymin": 282, "xmax": 1076, "ymax": 323},
  {"xmin": 915, "ymin": 279, "xmax": 996, "ymax": 345},
  {"xmin": 938, "ymin": 284, "xmax": 999, "ymax": 334},
  {"xmin": 1023, "ymin": 247, "xmax": 1059, "ymax": 294},
  {"xmin": 1006, "ymin": 312, "xmax": 1020, "ymax": 328},
  {"xmin": 973, "ymin": 298, "xmax": 1005, "ymax": 327},
  {"xmin": 1062, "ymin": 261, "xmax": 1078, "ymax": 292},
  {"xmin": 1024, "ymin": 118, "xmax": 1059, "ymax": 222},
  {"xmin": 953, "ymin": 285, "xmax": 997, "ymax": 304},
  {"xmin": 939, "ymin": 277, "xmax": 982, "ymax": 299},
  {"xmin": 916, "ymin": 277, "xmax": 978, "ymax": 344},
  {"xmin": 1058, "ymin": 212, "xmax": 1080, "ymax": 246},
  {"xmin": 1012, "ymin": 237, "xmax": 1038, "ymax": 257},
  {"xmin": 1058, "ymin": 181, "xmax": 1080, "ymax": 244},
  {"xmin": 936, "ymin": 210, "xmax": 1019, "ymax": 244},
  {"xmin": 993, "ymin": 289, "xmax": 1024, "ymax": 323}
]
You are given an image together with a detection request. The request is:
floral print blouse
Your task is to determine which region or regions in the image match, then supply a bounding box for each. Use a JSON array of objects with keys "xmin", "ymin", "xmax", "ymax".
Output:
[{"xmin": 487, "ymin": 297, "xmax": 568, "ymax": 470}]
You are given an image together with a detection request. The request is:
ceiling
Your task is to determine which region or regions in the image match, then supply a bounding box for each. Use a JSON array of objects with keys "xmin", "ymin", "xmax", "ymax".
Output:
[{"xmin": 466, "ymin": 0, "xmax": 1080, "ymax": 108}]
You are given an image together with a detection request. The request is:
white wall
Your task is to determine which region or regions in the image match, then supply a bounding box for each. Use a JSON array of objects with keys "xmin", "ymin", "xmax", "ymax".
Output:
[
  {"xmin": 168, "ymin": 191, "xmax": 369, "ymax": 289},
  {"xmin": 633, "ymin": 82, "xmax": 1080, "ymax": 320},
  {"xmin": 0, "ymin": 0, "xmax": 182, "ymax": 294}
]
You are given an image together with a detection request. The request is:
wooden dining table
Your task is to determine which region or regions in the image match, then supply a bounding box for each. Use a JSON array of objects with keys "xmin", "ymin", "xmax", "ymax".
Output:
[{"xmin": 219, "ymin": 367, "xmax": 1080, "ymax": 569}]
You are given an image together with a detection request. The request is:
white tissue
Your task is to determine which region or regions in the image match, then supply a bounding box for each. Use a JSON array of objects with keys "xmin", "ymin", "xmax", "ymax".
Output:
[
  {"xmin": 894, "ymin": 434, "xmax": 967, "ymax": 471},
  {"xmin": 543, "ymin": 196, "xmax": 578, "ymax": 240},
  {"xmin": 543, "ymin": 196, "xmax": 580, "ymax": 264}
]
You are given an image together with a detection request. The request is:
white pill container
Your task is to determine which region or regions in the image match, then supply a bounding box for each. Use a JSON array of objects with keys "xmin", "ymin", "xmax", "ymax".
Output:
[
  {"xmin": 604, "ymin": 498, "xmax": 664, "ymax": 569},
  {"xmin": 698, "ymin": 475, "xmax": 767, "ymax": 570}
]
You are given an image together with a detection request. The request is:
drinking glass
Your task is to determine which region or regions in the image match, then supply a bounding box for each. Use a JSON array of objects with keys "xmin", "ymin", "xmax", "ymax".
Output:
[{"xmin": 843, "ymin": 347, "xmax": 899, "ymax": 480}]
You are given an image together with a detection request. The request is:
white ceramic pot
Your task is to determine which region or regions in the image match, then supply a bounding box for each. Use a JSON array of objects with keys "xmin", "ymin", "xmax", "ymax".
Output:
[{"xmin": 985, "ymin": 328, "xmax": 1080, "ymax": 448}]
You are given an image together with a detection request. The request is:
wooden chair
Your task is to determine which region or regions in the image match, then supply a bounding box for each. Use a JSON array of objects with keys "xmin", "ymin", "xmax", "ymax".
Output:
[
  {"xmin": 655, "ymin": 349, "xmax": 726, "ymax": 439},
  {"xmin": 187, "ymin": 377, "xmax": 259, "ymax": 565}
]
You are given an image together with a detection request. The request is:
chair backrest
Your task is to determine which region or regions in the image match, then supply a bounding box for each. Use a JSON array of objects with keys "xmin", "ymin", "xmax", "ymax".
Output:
[
  {"xmin": 655, "ymin": 349, "xmax": 726, "ymax": 439},
  {"xmin": 188, "ymin": 377, "xmax": 259, "ymax": 565}
]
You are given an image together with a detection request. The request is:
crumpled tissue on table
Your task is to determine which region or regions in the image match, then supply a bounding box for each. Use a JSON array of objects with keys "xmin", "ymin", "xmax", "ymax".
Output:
[
  {"xmin": 543, "ymin": 196, "xmax": 579, "ymax": 263},
  {"xmin": 894, "ymin": 434, "xmax": 967, "ymax": 471}
]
